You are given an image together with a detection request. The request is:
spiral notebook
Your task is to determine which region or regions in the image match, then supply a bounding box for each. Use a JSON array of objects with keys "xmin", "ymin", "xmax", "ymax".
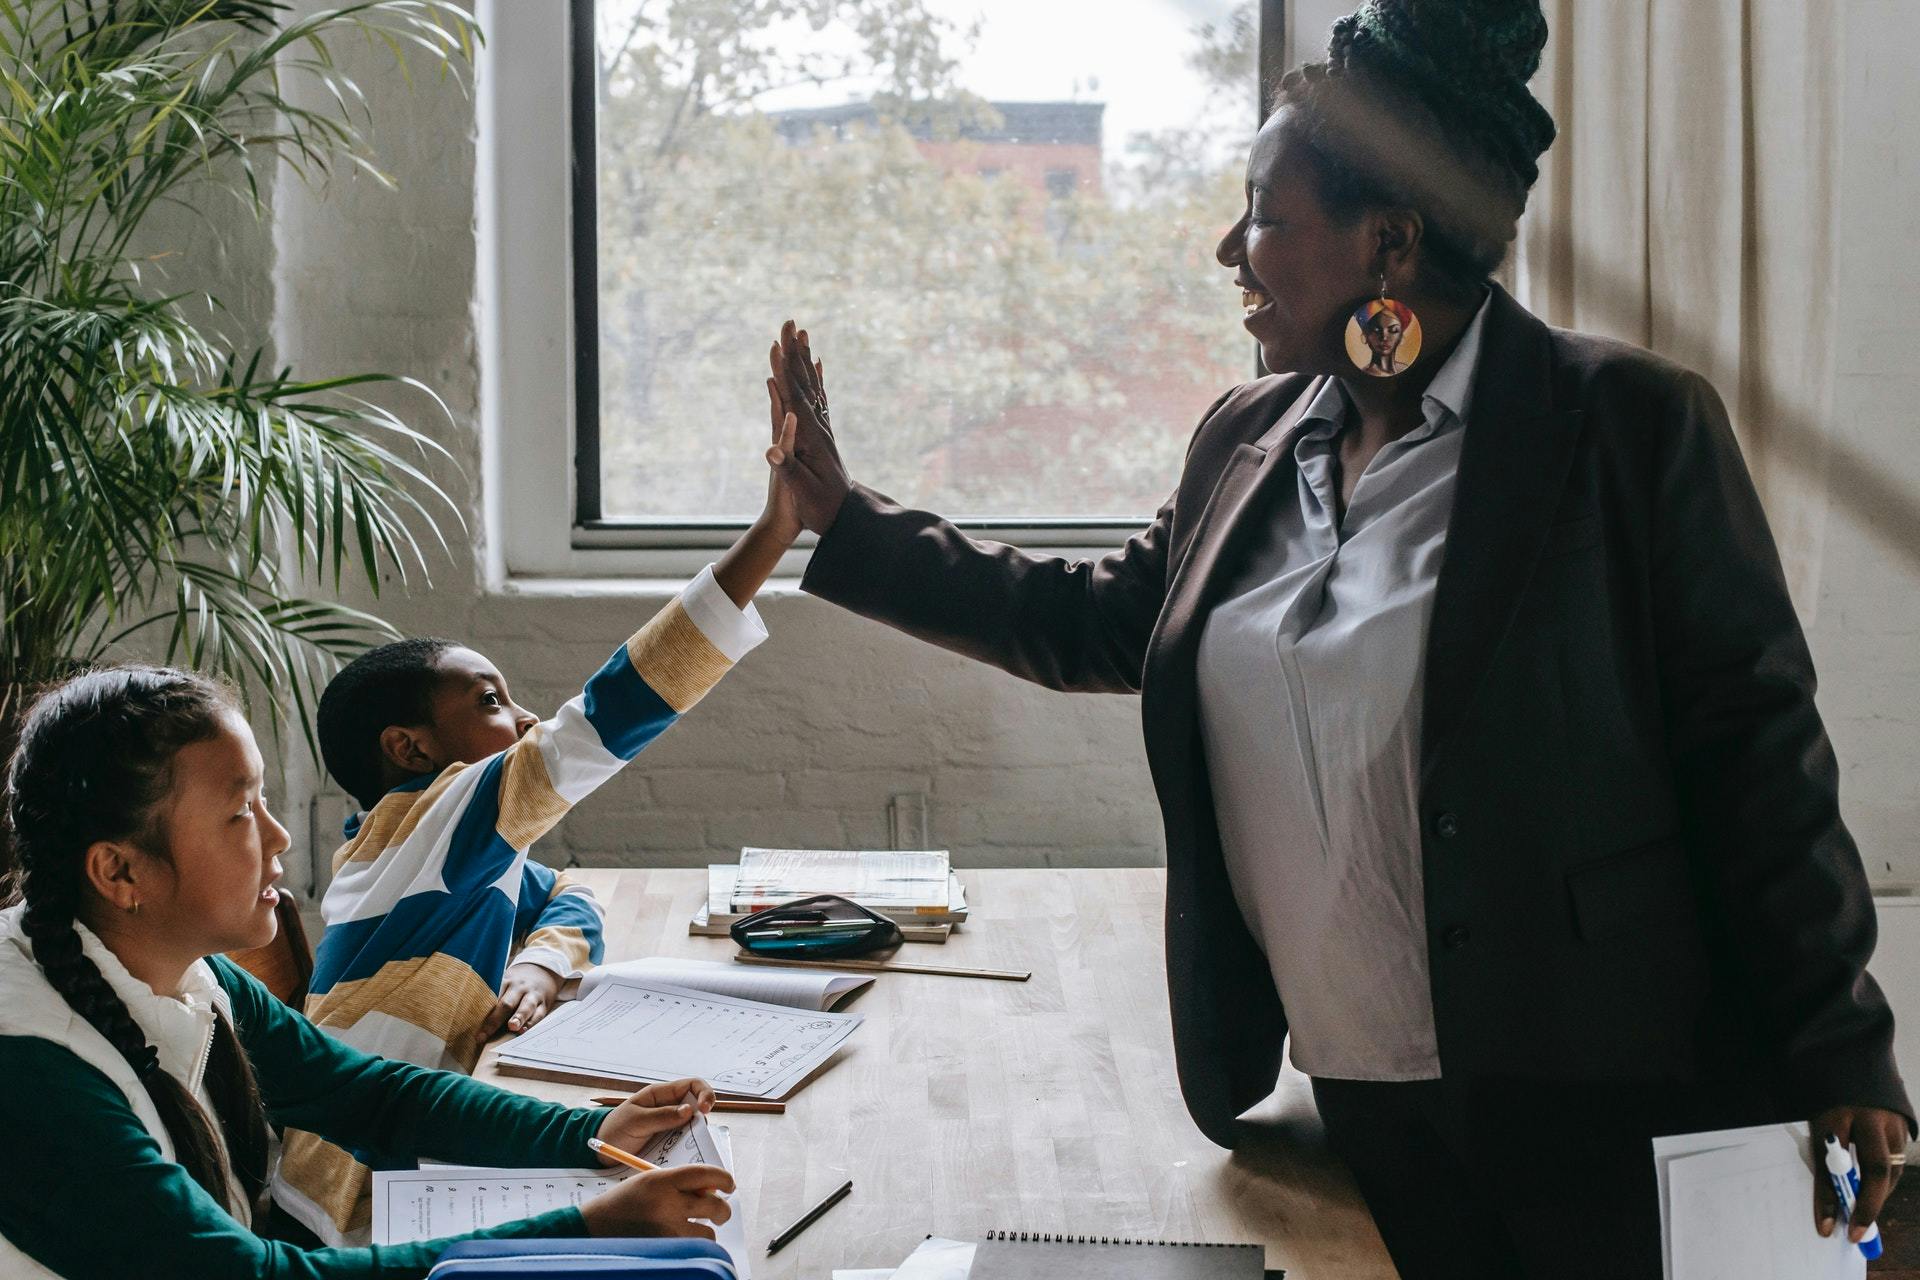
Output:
[{"xmin": 970, "ymin": 1229, "xmax": 1272, "ymax": 1279}]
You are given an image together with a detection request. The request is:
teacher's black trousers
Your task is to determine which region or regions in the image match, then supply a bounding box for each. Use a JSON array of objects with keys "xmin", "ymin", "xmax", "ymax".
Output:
[{"xmin": 1311, "ymin": 1074, "xmax": 1779, "ymax": 1280}]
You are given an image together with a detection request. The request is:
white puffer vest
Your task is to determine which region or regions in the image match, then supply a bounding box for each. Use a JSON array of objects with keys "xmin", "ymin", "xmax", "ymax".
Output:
[{"xmin": 0, "ymin": 904, "xmax": 248, "ymax": 1279}]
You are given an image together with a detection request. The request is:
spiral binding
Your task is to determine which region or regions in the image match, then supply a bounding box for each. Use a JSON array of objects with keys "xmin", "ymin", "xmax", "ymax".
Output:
[{"xmin": 984, "ymin": 1229, "xmax": 1256, "ymax": 1249}]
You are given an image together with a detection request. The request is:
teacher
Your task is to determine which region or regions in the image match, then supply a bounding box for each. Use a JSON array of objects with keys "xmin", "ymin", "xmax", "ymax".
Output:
[{"xmin": 764, "ymin": 0, "xmax": 1911, "ymax": 1274}]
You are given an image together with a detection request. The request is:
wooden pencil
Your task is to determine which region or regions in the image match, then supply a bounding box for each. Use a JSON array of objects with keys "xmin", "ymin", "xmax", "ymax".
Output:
[
  {"xmin": 589, "ymin": 1095, "xmax": 787, "ymax": 1114},
  {"xmin": 732, "ymin": 953, "xmax": 1030, "ymax": 982}
]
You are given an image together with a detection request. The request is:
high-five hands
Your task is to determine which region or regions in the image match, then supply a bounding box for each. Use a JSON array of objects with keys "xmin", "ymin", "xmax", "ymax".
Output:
[{"xmin": 765, "ymin": 319, "xmax": 853, "ymax": 535}]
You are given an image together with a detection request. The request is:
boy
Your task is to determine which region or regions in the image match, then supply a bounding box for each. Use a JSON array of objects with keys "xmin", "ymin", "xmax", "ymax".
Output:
[{"xmin": 273, "ymin": 396, "xmax": 802, "ymax": 1245}]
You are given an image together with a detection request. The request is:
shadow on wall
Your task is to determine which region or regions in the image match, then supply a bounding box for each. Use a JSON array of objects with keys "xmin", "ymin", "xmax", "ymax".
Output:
[
  {"xmin": 1328, "ymin": 72, "xmax": 1920, "ymax": 584},
  {"xmin": 1516, "ymin": 244, "xmax": 1920, "ymax": 580}
]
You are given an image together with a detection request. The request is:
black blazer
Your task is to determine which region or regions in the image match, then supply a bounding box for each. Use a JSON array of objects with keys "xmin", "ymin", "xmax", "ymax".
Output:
[{"xmin": 801, "ymin": 284, "xmax": 1911, "ymax": 1147}]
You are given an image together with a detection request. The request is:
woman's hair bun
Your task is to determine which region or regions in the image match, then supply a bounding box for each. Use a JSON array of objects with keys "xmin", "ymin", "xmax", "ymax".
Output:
[{"xmin": 1328, "ymin": 0, "xmax": 1555, "ymax": 190}]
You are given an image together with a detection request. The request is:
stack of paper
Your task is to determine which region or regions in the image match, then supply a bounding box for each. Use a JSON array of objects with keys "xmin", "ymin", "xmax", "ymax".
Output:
[
  {"xmin": 372, "ymin": 1115, "xmax": 752, "ymax": 1276},
  {"xmin": 692, "ymin": 855, "xmax": 969, "ymax": 940},
  {"xmin": 1655, "ymin": 1122, "xmax": 1866, "ymax": 1279},
  {"xmin": 733, "ymin": 848, "xmax": 952, "ymax": 912},
  {"xmin": 496, "ymin": 972, "xmax": 863, "ymax": 1098}
]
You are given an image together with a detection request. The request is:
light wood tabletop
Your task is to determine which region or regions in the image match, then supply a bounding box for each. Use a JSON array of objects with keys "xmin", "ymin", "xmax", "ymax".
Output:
[{"xmin": 475, "ymin": 867, "xmax": 1397, "ymax": 1279}]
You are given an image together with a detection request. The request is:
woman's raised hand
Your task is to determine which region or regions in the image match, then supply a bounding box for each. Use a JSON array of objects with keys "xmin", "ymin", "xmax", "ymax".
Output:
[{"xmin": 765, "ymin": 319, "xmax": 852, "ymax": 535}]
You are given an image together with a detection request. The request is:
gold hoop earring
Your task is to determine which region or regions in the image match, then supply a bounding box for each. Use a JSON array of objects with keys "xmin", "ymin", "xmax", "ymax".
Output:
[
  {"xmin": 1345, "ymin": 272, "xmax": 1423, "ymax": 377},
  {"xmin": 128, "ymin": 900, "xmax": 140, "ymax": 916}
]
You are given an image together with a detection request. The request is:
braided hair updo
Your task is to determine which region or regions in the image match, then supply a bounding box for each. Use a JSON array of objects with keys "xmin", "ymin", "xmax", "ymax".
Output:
[
  {"xmin": 1275, "ymin": 0, "xmax": 1557, "ymax": 296},
  {"xmin": 7, "ymin": 666, "xmax": 269, "ymax": 1212}
]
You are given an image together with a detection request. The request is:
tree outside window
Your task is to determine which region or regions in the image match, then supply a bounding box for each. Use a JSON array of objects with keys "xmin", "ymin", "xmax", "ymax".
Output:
[{"xmin": 587, "ymin": 0, "xmax": 1258, "ymax": 523}]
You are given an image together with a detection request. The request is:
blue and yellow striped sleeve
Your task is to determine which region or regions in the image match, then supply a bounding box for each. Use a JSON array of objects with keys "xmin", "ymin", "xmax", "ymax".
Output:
[
  {"xmin": 510, "ymin": 865, "xmax": 605, "ymax": 979},
  {"xmin": 491, "ymin": 564, "xmax": 768, "ymax": 855}
]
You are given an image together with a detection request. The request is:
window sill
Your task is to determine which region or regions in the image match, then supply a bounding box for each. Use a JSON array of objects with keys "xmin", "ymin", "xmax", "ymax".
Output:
[
  {"xmin": 494, "ymin": 573, "xmax": 814, "ymax": 601},
  {"xmin": 496, "ymin": 528, "xmax": 1131, "ymax": 586}
]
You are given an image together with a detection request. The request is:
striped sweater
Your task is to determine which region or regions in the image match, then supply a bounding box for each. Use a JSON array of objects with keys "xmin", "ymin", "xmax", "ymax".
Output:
[{"xmin": 273, "ymin": 567, "xmax": 767, "ymax": 1245}]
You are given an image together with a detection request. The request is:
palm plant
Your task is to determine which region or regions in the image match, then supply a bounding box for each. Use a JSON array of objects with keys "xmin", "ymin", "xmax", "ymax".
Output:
[{"xmin": 0, "ymin": 1, "xmax": 481, "ymax": 803}]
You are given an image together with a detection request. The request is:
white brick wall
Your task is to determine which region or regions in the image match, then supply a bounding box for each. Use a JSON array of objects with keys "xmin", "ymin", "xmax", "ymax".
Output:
[{"xmin": 297, "ymin": 587, "xmax": 1165, "ymax": 887}]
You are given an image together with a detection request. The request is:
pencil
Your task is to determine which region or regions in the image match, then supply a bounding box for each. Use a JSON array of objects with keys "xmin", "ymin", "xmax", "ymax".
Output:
[
  {"xmin": 733, "ymin": 953, "xmax": 1031, "ymax": 982},
  {"xmin": 766, "ymin": 1178, "xmax": 853, "ymax": 1255},
  {"xmin": 590, "ymin": 1096, "xmax": 786, "ymax": 1114},
  {"xmin": 587, "ymin": 1137, "xmax": 659, "ymax": 1173}
]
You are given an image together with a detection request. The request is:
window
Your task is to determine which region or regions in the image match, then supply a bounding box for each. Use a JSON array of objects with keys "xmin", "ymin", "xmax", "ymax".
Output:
[{"xmin": 566, "ymin": 0, "xmax": 1287, "ymax": 543}]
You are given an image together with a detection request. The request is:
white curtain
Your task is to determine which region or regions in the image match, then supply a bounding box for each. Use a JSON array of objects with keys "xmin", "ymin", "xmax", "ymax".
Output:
[{"xmin": 1512, "ymin": 0, "xmax": 1841, "ymax": 619}]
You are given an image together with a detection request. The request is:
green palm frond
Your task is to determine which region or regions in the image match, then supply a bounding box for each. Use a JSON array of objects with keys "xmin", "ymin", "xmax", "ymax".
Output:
[{"xmin": 0, "ymin": 0, "xmax": 482, "ymax": 755}]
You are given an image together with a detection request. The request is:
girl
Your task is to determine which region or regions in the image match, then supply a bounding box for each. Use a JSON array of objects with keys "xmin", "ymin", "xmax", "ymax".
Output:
[{"xmin": 0, "ymin": 666, "xmax": 733, "ymax": 1279}]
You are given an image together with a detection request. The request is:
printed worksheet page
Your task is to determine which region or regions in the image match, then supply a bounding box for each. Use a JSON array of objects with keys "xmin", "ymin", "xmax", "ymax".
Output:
[
  {"xmin": 496, "ymin": 980, "xmax": 862, "ymax": 1098},
  {"xmin": 372, "ymin": 1116, "xmax": 751, "ymax": 1277},
  {"xmin": 371, "ymin": 1165, "xmax": 617, "ymax": 1243}
]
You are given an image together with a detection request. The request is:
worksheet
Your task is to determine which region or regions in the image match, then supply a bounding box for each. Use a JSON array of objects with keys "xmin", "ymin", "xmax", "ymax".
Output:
[
  {"xmin": 1657, "ymin": 1122, "xmax": 1865, "ymax": 1280},
  {"xmin": 370, "ymin": 1165, "xmax": 618, "ymax": 1244},
  {"xmin": 495, "ymin": 980, "xmax": 862, "ymax": 1098},
  {"xmin": 371, "ymin": 1117, "xmax": 751, "ymax": 1278},
  {"xmin": 575, "ymin": 957, "xmax": 872, "ymax": 1011}
]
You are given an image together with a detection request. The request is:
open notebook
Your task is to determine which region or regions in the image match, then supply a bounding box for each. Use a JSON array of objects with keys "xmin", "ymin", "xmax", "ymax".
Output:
[{"xmin": 499, "ymin": 970, "xmax": 864, "ymax": 1098}]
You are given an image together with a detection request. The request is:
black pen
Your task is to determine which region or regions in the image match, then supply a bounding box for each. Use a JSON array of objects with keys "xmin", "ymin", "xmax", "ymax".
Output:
[{"xmin": 765, "ymin": 1178, "xmax": 853, "ymax": 1255}]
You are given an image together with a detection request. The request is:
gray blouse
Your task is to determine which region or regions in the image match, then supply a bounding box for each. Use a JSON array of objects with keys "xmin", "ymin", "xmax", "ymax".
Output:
[{"xmin": 1194, "ymin": 294, "xmax": 1490, "ymax": 1082}]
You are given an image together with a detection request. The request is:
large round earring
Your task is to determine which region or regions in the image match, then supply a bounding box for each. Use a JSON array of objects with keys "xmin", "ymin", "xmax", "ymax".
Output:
[{"xmin": 1344, "ymin": 273, "xmax": 1422, "ymax": 377}]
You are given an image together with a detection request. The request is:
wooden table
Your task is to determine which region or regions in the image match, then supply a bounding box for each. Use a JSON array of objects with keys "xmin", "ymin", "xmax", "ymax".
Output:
[{"xmin": 477, "ymin": 868, "xmax": 1396, "ymax": 1279}]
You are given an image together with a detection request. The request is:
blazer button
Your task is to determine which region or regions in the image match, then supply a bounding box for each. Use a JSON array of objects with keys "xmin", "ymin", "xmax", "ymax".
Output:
[
  {"xmin": 1442, "ymin": 925, "xmax": 1471, "ymax": 950},
  {"xmin": 1435, "ymin": 811, "xmax": 1460, "ymax": 839}
]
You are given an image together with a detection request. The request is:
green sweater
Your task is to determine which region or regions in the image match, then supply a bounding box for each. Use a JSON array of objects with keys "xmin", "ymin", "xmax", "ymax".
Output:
[{"xmin": 0, "ymin": 957, "xmax": 605, "ymax": 1279}]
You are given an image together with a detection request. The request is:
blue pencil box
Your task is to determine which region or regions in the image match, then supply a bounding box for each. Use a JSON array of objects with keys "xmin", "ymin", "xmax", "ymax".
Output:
[{"xmin": 426, "ymin": 1238, "xmax": 738, "ymax": 1279}]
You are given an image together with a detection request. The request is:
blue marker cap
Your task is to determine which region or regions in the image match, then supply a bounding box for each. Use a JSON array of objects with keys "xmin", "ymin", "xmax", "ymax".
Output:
[{"xmin": 1825, "ymin": 1135, "xmax": 1885, "ymax": 1260}]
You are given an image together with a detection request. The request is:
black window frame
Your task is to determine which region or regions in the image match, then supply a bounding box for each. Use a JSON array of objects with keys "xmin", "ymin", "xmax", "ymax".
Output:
[{"xmin": 569, "ymin": 0, "xmax": 1290, "ymax": 534}]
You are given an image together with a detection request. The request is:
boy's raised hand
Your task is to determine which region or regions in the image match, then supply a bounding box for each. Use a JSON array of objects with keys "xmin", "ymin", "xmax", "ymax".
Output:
[
  {"xmin": 480, "ymin": 962, "xmax": 565, "ymax": 1039},
  {"xmin": 594, "ymin": 1078, "xmax": 718, "ymax": 1152},
  {"xmin": 761, "ymin": 376, "xmax": 803, "ymax": 543},
  {"xmin": 712, "ymin": 356, "xmax": 809, "ymax": 607}
]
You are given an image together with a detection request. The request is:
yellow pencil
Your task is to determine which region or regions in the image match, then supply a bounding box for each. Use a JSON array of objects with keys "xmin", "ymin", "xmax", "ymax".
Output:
[
  {"xmin": 591, "ymin": 1095, "xmax": 785, "ymax": 1114},
  {"xmin": 587, "ymin": 1137, "xmax": 659, "ymax": 1173}
]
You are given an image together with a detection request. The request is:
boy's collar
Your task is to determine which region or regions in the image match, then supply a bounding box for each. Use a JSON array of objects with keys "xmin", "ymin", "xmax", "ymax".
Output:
[
  {"xmin": 390, "ymin": 769, "xmax": 442, "ymax": 794},
  {"xmin": 341, "ymin": 768, "xmax": 445, "ymax": 838}
]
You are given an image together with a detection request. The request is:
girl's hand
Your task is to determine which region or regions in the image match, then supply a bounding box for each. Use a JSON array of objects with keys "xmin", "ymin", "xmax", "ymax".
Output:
[
  {"xmin": 578, "ymin": 1164, "xmax": 735, "ymax": 1240},
  {"xmin": 765, "ymin": 319, "xmax": 853, "ymax": 535},
  {"xmin": 594, "ymin": 1078, "xmax": 717, "ymax": 1153},
  {"xmin": 478, "ymin": 963, "xmax": 564, "ymax": 1040}
]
